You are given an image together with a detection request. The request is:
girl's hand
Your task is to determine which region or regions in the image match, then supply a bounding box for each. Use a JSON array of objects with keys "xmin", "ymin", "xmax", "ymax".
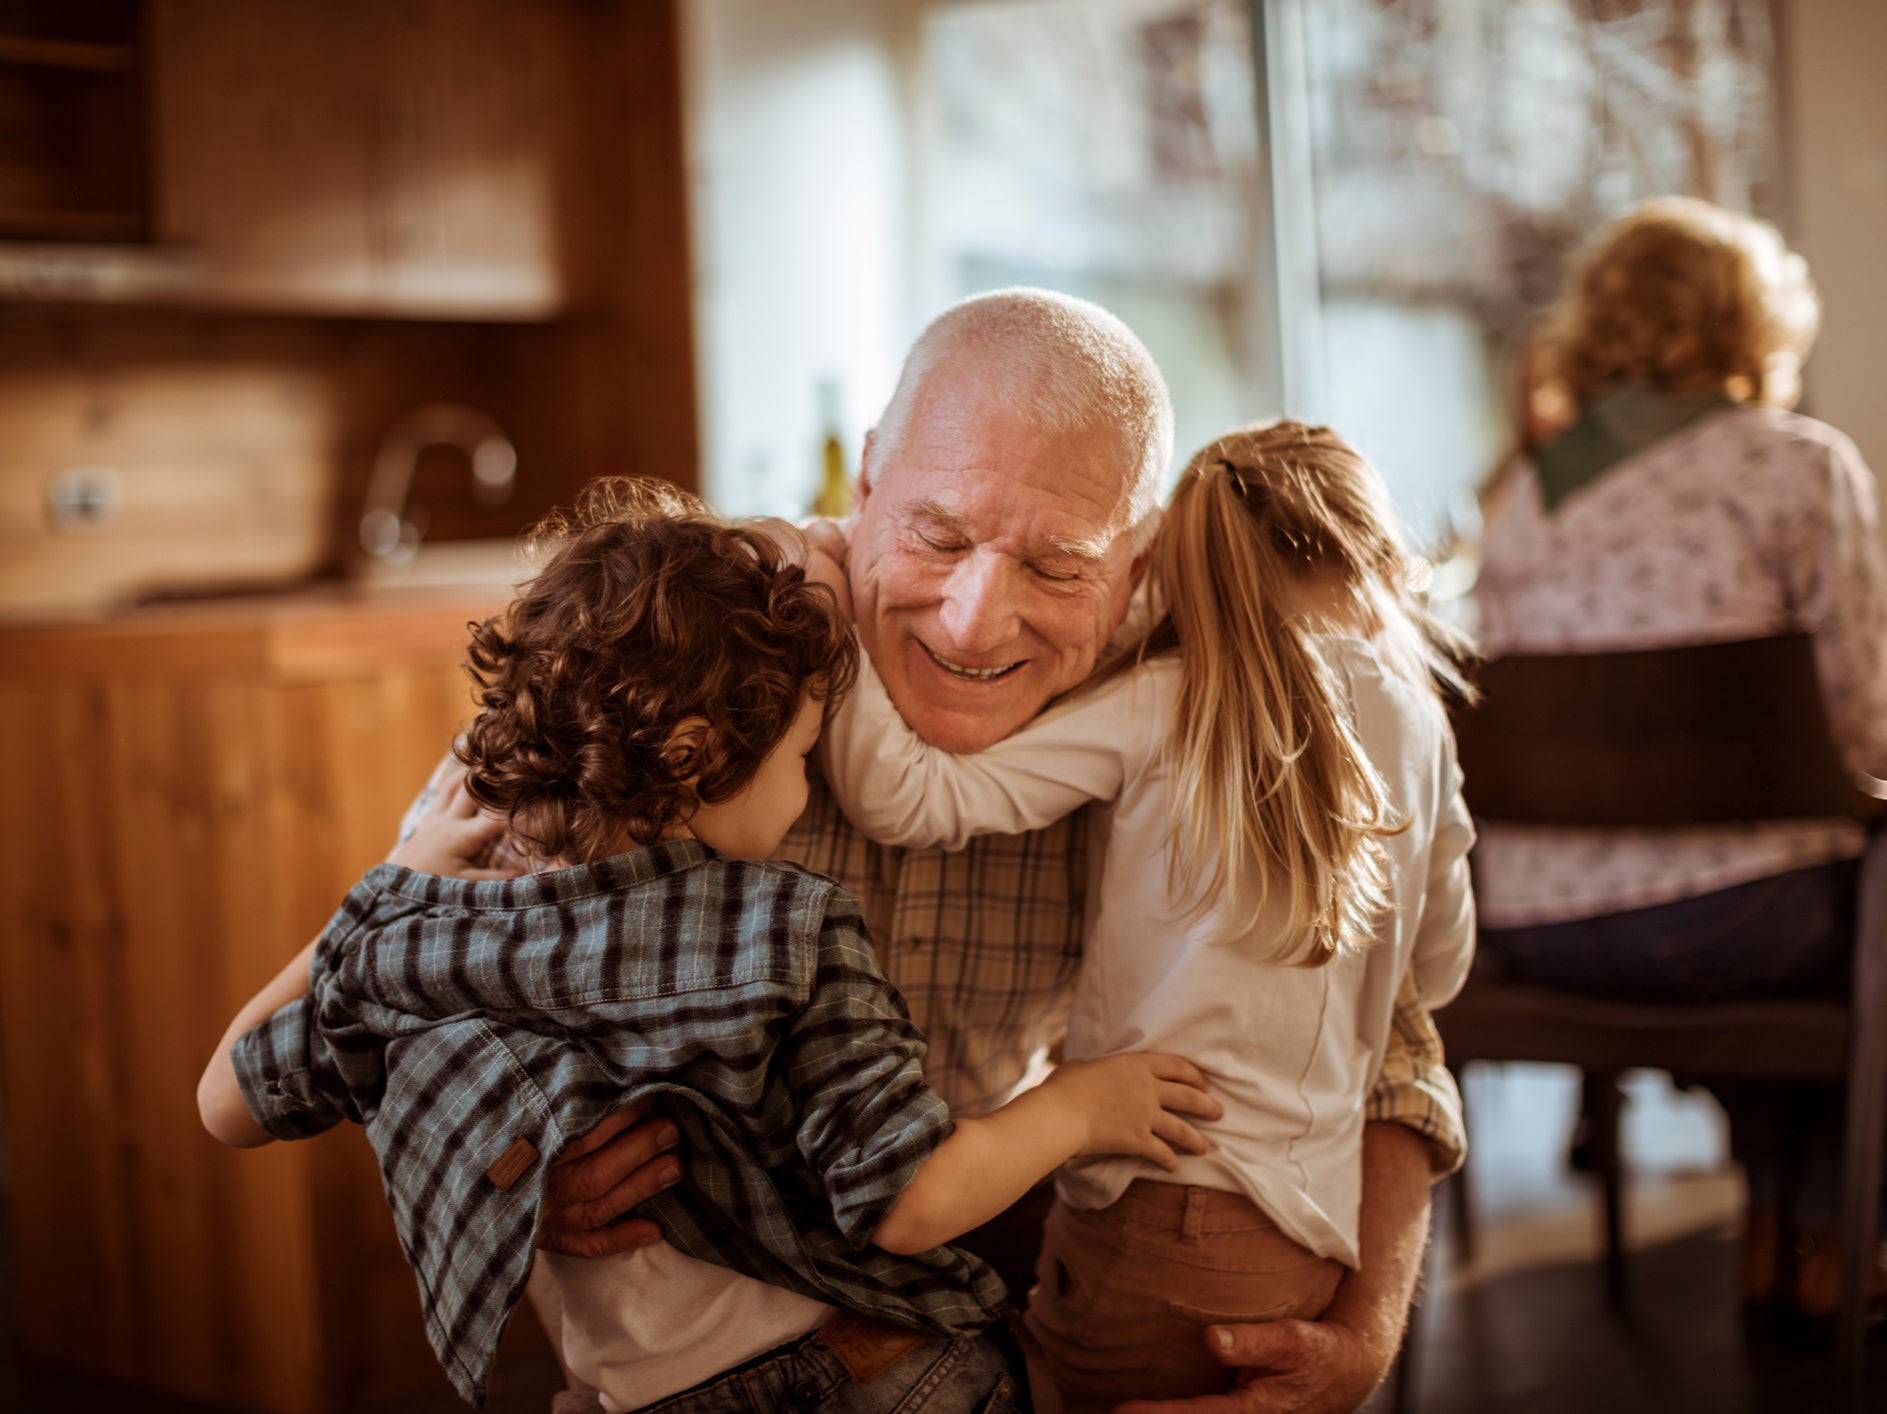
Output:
[
  {"xmin": 1043, "ymin": 1053, "xmax": 1220, "ymax": 1171},
  {"xmin": 750, "ymin": 516, "xmax": 854, "ymax": 619},
  {"xmin": 387, "ymin": 770, "xmax": 515, "ymax": 879},
  {"xmin": 801, "ymin": 517, "xmax": 848, "ymax": 565}
]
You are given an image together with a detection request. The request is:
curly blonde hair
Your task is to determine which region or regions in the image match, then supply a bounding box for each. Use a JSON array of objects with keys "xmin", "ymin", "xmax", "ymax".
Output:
[{"xmin": 1547, "ymin": 197, "xmax": 1819, "ymax": 408}]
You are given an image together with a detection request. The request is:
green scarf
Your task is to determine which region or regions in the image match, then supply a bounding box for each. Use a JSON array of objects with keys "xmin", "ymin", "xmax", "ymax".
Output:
[{"xmin": 1534, "ymin": 384, "xmax": 1739, "ymax": 512}]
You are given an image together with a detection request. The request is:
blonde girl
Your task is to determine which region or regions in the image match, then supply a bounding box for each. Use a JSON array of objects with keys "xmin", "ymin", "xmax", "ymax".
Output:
[{"xmin": 816, "ymin": 420, "xmax": 1478, "ymax": 1410}]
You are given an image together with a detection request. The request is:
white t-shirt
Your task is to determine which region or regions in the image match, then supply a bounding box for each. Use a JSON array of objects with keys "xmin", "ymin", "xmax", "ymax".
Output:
[
  {"xmin": 820, "ymin": 632, "xmax": 1475, "ymax": 1267},
  {"xmin": 543, "ymin": 1245, "xmax": 832, "ymax": 1411}
]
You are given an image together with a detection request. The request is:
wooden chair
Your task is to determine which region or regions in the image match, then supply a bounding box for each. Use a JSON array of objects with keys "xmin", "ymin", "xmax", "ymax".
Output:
[{"xmin": 1437, "ymin": 633, "xmax": 1887, "ymax": 1408}]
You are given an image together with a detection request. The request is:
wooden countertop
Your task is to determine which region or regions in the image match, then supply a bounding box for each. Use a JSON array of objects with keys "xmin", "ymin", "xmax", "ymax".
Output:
[{"xmin": 0, "ymin": 582, "xmax": 512, "ymax": 680}]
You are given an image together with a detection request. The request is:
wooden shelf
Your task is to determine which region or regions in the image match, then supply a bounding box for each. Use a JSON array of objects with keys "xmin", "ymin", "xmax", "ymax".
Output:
[
  {"xmin": 0, "ymin": 35, "xmax": 137, "ymax": 73},
  {"xmin": 0, "ymin": 209, "xmax": 149, "ymax": 241}
]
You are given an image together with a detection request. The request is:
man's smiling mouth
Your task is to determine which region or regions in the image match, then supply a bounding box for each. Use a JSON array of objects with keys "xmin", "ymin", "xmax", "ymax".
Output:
[{"xmin": 919, "ymin": 640, "xmax": 1026, "ymax": 682}]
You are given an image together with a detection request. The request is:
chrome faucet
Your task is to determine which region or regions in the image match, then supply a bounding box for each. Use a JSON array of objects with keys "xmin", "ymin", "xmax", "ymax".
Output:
[{"xmin": 358, "ymin": 403, "xmax": 518, "ymax": 565}]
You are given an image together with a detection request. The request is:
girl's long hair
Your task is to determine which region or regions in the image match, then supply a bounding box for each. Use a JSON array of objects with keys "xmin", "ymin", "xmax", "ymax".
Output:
[{"xmin": 1122, "ymin": 421, "xmax": 1473, "ymax": 966}]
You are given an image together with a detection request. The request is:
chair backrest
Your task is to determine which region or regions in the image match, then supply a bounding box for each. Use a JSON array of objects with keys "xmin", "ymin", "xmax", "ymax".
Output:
[{"xmin": 1455, "ymin": 633, "xmax": 1887, "ymax": 827}]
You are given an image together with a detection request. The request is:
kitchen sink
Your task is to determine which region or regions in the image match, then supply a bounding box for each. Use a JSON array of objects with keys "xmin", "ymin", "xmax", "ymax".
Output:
[{"xmin": 348, "ymin": 537, "xmax": 534, "ymax": 596}]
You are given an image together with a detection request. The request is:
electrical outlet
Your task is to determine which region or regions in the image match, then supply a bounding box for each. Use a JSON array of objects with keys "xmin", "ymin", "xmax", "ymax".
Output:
[{"xmin": 46, "ymin": 467, "xmax": 122, "ymax": 534}]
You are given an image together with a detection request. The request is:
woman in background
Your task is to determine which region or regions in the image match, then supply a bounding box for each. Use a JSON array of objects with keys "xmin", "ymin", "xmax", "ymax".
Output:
[{"xmin": 1471, "ymin": 197, "xmax": 1887, "ymax": 1319}]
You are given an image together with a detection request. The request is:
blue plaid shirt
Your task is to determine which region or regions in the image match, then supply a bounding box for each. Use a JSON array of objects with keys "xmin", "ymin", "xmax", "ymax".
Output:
[{"xmin": 232, "ymin": 839, "xmax": 1006, "ymax": 1405}]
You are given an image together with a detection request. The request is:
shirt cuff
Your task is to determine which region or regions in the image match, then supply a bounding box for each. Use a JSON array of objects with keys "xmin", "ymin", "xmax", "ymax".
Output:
[
  {"xmin": 229, "ymin": 997, "xmax": 348, "ymax": 1141},
  {"xmin": 1365, "ymin": 1065, "xmax": 1467, "ymax": 1177},
  {"xmin": 819, "ymin": 1076, "xmax": 956, "ymax": 1247}
]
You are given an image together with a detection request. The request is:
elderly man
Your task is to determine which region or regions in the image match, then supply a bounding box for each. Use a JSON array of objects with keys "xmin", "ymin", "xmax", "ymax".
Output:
[{"xmin": 527, "ymin": 289, "xmax": 1463, "ymax": 1414}]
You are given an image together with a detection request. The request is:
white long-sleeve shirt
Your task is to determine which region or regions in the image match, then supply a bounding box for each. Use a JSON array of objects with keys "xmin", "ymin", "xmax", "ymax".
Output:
[{"xmin": 821, "ymin": 634, "xmax": 1476, "ymax": 1267}]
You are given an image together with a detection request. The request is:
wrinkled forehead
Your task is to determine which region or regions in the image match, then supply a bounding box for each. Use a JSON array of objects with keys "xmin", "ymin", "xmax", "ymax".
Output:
[{"xmin": 878, "ymin": 369, "xmax": 1143, "ymax": 538}]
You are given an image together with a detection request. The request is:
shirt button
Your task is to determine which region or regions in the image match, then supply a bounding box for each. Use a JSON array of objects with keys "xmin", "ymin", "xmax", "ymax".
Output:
[{"xmin": 791, "ymin": 1378, "xmax": 822, "ymax": 1407}]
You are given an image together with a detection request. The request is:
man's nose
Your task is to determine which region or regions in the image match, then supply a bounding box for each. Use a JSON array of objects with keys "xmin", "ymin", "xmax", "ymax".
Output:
[{"xmin": 936, "ymin": 551, "xmax": 1021, "ymax": 653}]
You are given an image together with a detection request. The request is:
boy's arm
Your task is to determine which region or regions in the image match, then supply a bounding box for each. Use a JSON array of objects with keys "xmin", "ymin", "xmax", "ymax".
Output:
[
  {"xmin": 199, "ymin": 777, "xmax": 512, "ymax": 1148},
  {"xmin": 872, "ymin": 1050, "xmax": 1219, "ymax": 1255},
  {"xmin": 785, "ymin": 896, "xmax": 1218, "ymax": 1256},
  {"xmin": 196, "ymin": 936, "xmax": 321, "ymax": 1147},
  {"xmin": 821, "ymin": 648, "xmax": 1156, "ymax": 851}
]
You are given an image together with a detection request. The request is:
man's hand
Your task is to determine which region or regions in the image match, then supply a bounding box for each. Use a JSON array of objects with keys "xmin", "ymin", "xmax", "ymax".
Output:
[
  {"xmin": 537, "ymin": 1100, "xmax": 686, "ymax": 1257},
  {"xmin": 1113, "ymin": 1318, "xmax": 1384, "ymax": 1414},
  {"xmin": 1115, "ymin": 1121, "xmax": 1434, "ymax": 1414}
]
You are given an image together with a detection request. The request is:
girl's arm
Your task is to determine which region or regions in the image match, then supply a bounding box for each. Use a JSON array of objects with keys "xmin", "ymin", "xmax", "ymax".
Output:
[
  {"xmin": 872, "ymin": 1051, "xmax": 1220, "ymax": 1255},
  {"xmin": 756, "ymin": 513, "xmax": 1150, "ymax": 849},
  {"xmin": 822, "ymin": 649, "xmax": 1169, "ymax": 851},
  {"xmin": 1409, "ymin": 761, "xmax": 1477, "ymax": 1008},
  {"xmin": 755, "ymin": 513, "xmax": 1158, "ymax": 849}
]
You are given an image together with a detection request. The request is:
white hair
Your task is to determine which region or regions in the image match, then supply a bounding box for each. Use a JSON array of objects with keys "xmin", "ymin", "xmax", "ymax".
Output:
[{"xmin": 863, "ymin": 288, "xmax": 1174, "ymax": 553}]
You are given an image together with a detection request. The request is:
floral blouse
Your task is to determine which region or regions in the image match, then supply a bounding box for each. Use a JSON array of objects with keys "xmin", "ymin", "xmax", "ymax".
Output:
[{"xmin": 1472, "ymin": 404, "xmax": 1887, "ymax": 928}]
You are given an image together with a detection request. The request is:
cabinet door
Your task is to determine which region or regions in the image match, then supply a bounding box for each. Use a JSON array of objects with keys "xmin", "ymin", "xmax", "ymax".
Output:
[
  {"xmin": 0, "ymin": 624, "xmax": 525, "ymax": 1413},
  {"xmin": 149, "ymin": 0, "xmax": 576, "ymax": 319}
]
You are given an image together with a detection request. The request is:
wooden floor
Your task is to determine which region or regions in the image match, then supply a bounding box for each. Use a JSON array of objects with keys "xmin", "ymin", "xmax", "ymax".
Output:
[
  {"xmin": 1377, "ymin": 1066, "xmax": 1887, "ymax": 1414},
  {"xmin": 3, "ymin": 1065, "xmax": 1882, "ymax": 1414}
]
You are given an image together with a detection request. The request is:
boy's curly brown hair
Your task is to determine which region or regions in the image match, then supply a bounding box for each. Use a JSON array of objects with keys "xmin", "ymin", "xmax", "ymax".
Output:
[{"xmin": 454, "ymin": 478, "xmax": 857, "ymax": 863}]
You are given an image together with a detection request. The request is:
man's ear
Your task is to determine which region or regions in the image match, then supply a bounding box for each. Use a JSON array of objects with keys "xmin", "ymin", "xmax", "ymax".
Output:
[
  {"xmin": 661, "ymin": 717, "xmax": 712, "ymax": 777},
  {"xmin": 853, "ymin": 433, "xmax": 874, "ymax": 518},
  {"xmin": 1128, "ymin": 545, "xmax": 1153, "ymax": 592}
]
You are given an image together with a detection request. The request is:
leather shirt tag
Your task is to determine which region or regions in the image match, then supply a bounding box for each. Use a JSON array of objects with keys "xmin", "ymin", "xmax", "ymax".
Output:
[
  {"xmin": 487, "ymin": 1137, "xmax": 539, "ymax": 1192},
  {"xmin": 816, "ymin": 1309, "xmax": 925, "ymax": 1385}
]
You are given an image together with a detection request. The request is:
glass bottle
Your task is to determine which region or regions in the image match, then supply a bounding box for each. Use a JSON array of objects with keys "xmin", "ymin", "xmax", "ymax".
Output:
[{"xmin": 811, "ymin": 378, "xmax": 850, "ymax": 519}]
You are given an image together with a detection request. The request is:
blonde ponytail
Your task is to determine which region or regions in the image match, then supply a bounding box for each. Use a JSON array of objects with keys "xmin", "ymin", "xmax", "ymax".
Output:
[{"xmin": 1139, "ymin": 422, "xmax": 1472, "ymax": 965}]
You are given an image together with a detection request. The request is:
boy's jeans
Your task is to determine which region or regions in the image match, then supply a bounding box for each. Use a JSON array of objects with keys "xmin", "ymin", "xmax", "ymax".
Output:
[{"xmin": 563, "ymin": 1326, "xmax": 1023, "ymax": 1414}]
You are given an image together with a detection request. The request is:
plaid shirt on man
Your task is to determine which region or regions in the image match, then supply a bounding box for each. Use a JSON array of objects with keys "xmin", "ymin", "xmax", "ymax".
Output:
[
  {"xmin": 783, "ymin": 767, "xmax": 1468, "ymax": 1169},
  {"xmin": 232, "ymin": 840, "xmax": 1007, "ymax": 1406}
]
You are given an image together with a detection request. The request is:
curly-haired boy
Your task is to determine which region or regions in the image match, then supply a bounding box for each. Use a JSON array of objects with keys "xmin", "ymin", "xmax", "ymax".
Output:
[{"xmin": 197, "ymin": 479, "xmax": 1217, "ymax": 1412}]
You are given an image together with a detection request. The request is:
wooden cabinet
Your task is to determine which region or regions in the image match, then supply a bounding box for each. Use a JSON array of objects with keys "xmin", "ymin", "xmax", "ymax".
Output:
[
  {"xmin": 0, "ymin": 0, "xmax": 699, "ymax": 620},
  {"xmin": 149, "ymin": 0, "xmax": 581, "ymax": 319},
  {"xmin": 0, "ymin": 0, "xmax": 610, "ymax": 319},
  {"xmin": 0, "ymin": 0, "xmax": 152, "ymax": 243},
  {"xmin": 0, "ymin": 590, "xmax": 539, "ymax": 1413}
]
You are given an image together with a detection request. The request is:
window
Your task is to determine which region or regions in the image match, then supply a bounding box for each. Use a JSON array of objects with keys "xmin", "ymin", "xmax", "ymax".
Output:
[{"xmin": 1290, "ymin": 0, "xmax": 1782, "ymax": 540}]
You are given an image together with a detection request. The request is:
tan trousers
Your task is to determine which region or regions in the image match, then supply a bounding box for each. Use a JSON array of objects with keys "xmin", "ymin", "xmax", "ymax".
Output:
[{"xmin": 1023, "ymin": 1181, "xmax": 1344, "ymax": 1414}]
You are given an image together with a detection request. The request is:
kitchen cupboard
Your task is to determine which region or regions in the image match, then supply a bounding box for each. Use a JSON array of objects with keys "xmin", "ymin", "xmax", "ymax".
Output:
[
  {"xmin": 0, "ymin": 0, "xmax": 698, "ymax": 619},
  {"xmin": 0, "ymin": 0, "xmax": 666, "ymax": 321},
  {"xmin": 0, "ymin": 588, "xmax": 541, "ymax": 1412},
  {"xmin": 0, "ymin": 0, "xmax": 151, "ymax": 244},
  {"xmin": 149, "ymin": 0, "xmax": 581, "ymax": 319}
]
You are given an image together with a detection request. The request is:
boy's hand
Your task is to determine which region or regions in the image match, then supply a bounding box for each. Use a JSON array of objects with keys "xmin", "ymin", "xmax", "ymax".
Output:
[
  {"xmin": 1044, "ymin": 1053, "xmax": 1220, "ymax": 1170},
  {"xmin": 537, "ymin": 1101, "xmax": 683, "ymax": 1257},
  {"xmin": 387, "ymin": 770, "xmax": 516, "ymax": 879}
]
